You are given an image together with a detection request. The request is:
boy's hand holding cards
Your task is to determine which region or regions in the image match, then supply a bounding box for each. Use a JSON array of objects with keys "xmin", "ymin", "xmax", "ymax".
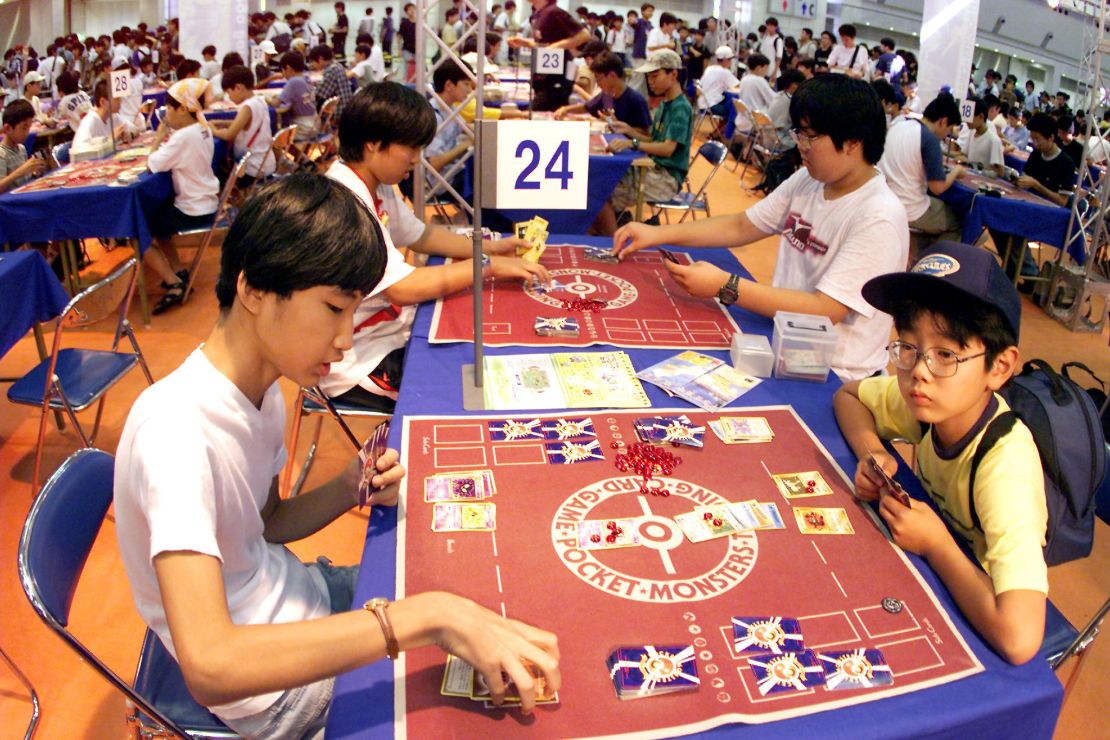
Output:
[
  {"xmin": 441, "ymin": 655, "xmax": 559, "ymax": 709},
  {"xmin": 514, "ymin": 216, "xmax": 549, "ymax": 263},
  {"xmin": 868, "ymin": 453, "xmax": 911, "ymax": 507},
  {"xmin": 357, "ymin": 421, "xmax": 391, "ymax": 509}
]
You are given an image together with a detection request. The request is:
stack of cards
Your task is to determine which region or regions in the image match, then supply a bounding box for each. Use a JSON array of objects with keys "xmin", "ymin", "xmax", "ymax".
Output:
[
  {"xmin": 633, "ymin": 415, "xmax": 704, "ymax": 448},
  {"xmin": 441, "ymin": 655, "xmax": 559, "ymax": 709},
  {"xmin": 514, "ymin": 216, "xmax": 549, "ymax": 263},
  {"xmin": 707, "ymin": 416, "xmax": 774, "ymax": 444},
  {"xmin": 868, "ymin": 453, "xmax": 912, "ymax": 507},
  {"xmin": 674, "ymin": 501, "xmax": 785, "ymax": 542},
  {"xmin": 357, "ymin": 420, "xmax": 390, "ymax": 509},
  {"xmin": 534, "ymin": 316, "xmax": 580, "ymax": 338},
  {"xmin": 584, "ymin": 246, "xmax": 619, "ymax": 263},
  {"xmin": 424, "ymin": 470, "xmax": 496, "ymax": 502},
  {"xmin": 637, "ymin": 352, "xmax": 761, "ymax": 412},
  {"xmin": 432, "ymin": 502, "xmax": 497, "ymax": 532},
  {"xmin": 606, "ymin": 645, "xmax": 700, "ymax": 700}
]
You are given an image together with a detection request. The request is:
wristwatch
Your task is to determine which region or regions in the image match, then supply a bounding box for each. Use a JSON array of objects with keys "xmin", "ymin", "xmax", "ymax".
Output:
[
  {"xmin": 364, "ymin": 597, "xmax": 399, "ymax": 660},
  {"xmin": 716, "ymin": 274, "xmax": 740, "ymax": 306},
  {"xmin": 631, "ymin": 138, "xmax": 640, "ymax": 151}
]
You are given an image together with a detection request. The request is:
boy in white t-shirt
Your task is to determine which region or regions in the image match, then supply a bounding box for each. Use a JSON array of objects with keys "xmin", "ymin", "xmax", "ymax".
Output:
[
  {"xmin": 323, "ymin": 83, "xmax": 550, "ymax": 410},
  {"xmin": 145, "ymin": 78, "xmax": 221, "ymax": 314},
  {"xmin": 700, "ymin": 46, "xmax": 741, "ymax": 117},
  {"xmin": 210, "ymin": 65, "xmax": 276, "ymax": 186},
  {"xmin": 954, "ymin": 97, "xmax": 1004, "ymax": 176},
  {"xmin": 347, "ymin": 41, "xmax": 385, "ymax": 87},
  {"xmin": 55, "ymin": 70, "xmax": 91, "ymax": 132},
  {"xmin": 614, "ymin": 75, "xmax": 909, "ymax": 380},
  {"xmin": 114, "ymin": 174, "xmax": 562, "ymax": 738},
  {"xmin": 73, "ymin": 78, "xmax": 138, "ymax": 147}
]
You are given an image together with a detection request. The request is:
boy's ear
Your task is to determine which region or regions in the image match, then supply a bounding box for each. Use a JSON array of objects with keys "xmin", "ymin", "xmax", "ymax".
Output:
[
  {"xmin": 236, "ymin": 271, "xmax": 265, "ymax": 315},
  {"xmin": 987, "ymin": 345, "xmax": 1020, "ymax": 391}
]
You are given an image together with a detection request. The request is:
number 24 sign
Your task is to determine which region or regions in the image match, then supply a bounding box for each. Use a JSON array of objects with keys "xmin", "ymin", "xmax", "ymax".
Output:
[{"xmin": 481, "ymin": 120, "xmax": 589, "ymax": 210}]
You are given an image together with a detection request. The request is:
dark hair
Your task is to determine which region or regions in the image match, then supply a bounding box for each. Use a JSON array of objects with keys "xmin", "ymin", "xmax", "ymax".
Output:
[
  {"xmin": 1026, "ymin": 79, "xmax": 1035, "ymax": 89},
  {"xmin": 972, "ymin": 97, "xmax": 989, "ymax": 120},
  {"xmin": 871, "ymin": 78, "xmax": 902, "ymax": 106},
  {"xmin": 165, "ymin": 92, "xmax": 184, "ymax": 111},
  {"xmin": 838, "ymin": 23, "xmax": 857, "ymax": 38},
  {"xmin": 3, "ymin": 99, "xmax": 35, "ymax": 128},
  {"xmin": 747, "ymin": 53, "xmax": 770, "ymax": 70},
  {"xmin": 336, "ymin": 1, "xmax": 346, "ymax": 9},
  {"xmin": 777, "ymin": 69, "xmax": 805, "ymax": 91},
  {"xmin": 888, "ymin": 289, "xmax": 1016, "ymax": 367},
  {"xmin": 338, "ymin": 82, "xmax": 436, "ymax": 161},
  {"xmin": 202, "ymin": 44, "xmax": 216, "ymax": 56},
  {"xmin": 820, "ymin": 30, "xmax": 835, "ymax": 42},
  {"xmin": 590, "ymin": 52, "xmax": 625, "ymax": 78},
  {"xmin": 222, "ymin": 64, "xmax": 255, "ymax": 91},
  {"xmin": 222, "ymin": 51, "xmax": 245, "ymax": 72},
  {"xmin": 56, "ymin": 70, "xmax": 80, "ymax": 95},
  {"xmin": 766, "ymin": 16, "xmax": 779, "ymax": 26},
  {"xmin": 659, "ymin": 12, "xmax": 677, "ymax": 26},
  {"xmin": 176, "ymin": 58, "xmax": 201, "ymax": 79},
  {"xmin": 433, "ymin": 57, "xmax": 470, "ymax": 93},
  {"xmin": 462, "ymin": 32, "xmax": 503, "ymax": 55},
  {"xmin": 790, "ymin": 75, "xmax": 886, "ymax": 165},
  {"xmin": 307, "ymin": 44, "xmax": 334, "ymax": 62},
  {"xmin": 1027, "ymin": 112, "xmax": 1057, "ymax": 138},
  {"xmin": 923, "ymin": 92, "xmax": 960, "ymax": 126},
  {"xmin": 356, "ymin": 42, "xmax": 374, "ymax": 58},
  {"xmin": 1056, "ymin": 114, "xmax": 1075, "ymax": 134},
  {"xmin": 216, "ymin": 174, "xmax": 387, "ymax": 308},
  {"xmin": 640, "ymin": 3, "xmax": 654, "ymax": 11},
  {"xmin": 92, "ymin": 79, "xmax": 110, "ymax": 106},
  {"xmin": 580, "ymin": 39, "xmax": 608, "ymax": 58},
  {"xmin": 983, "ymin": 93, "xmax": 1001, "ymax": 111},
  {"xmin": 797, "ymin": 58, "xmax": 816, "ymax": 74},
  {"xmin": 356, "ymin": 33, "xmax": 373, "ymax": 45},
  {"xmin": 802, "ymin": 26, "xmax": 813, "ymax": 37},
  {"xmin": 880, "ymin": 37, "xmax": 895, "ymax": 50},
  {"xmin": 280, "ymin": 51, "xmax": 306, "ymax": 72}
]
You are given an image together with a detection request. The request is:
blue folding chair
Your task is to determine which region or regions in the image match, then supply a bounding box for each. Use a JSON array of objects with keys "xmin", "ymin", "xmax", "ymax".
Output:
[
  {"xmin": 0, "ymin": 645, "xmax": 39, "ymax": 740},
  {"xmin": 18, "ymin": 448, "xmax": 236, "ymax": 739},
  {"xmin": 50, "ymin": 141, "xmax": 70, "ymax": 167},
  {"xmin": 6, "ymin": 258, "xmax": 153, "ymax": 495},
  {"xmin": 646, "ymin": 141, "xmax": 729, "ymax": 224}
]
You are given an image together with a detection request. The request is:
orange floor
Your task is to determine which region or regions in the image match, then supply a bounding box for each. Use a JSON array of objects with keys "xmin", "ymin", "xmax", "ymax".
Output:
[{"xmin": 1, "ymin": 152, "xmax": 1109, "ymax": 738}]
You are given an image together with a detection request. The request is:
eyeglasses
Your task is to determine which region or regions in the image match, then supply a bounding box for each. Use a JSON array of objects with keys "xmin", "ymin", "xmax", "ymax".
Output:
[
  {"xmin": 789, "ymin": 128, "xmax": 824, "ymax": 147},
  {"xmin": 886, "ymin": 341, "xmax": 987, "ymax": 378}
]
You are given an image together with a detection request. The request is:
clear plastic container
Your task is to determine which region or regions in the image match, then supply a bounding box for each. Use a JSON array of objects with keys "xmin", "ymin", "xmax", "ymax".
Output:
[
  {"xmin": 772, "ymin": 312, "xmax": 838, "ymax": 382},
  {"xmin": 730, "ymin": 333, "xmax": 774, "ymax": 378}
]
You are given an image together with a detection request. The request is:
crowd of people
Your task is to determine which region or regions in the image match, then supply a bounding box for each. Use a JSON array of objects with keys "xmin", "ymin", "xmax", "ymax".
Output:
[{"xmin": 0, "ymin": 3, "xmax": 1099, "ymax": 737}]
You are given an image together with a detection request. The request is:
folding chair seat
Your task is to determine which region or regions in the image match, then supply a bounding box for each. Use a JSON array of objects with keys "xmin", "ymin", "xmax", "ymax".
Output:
[
  {"xmin": 729, "ymin": 97, "xmax": 757, "ymax": 171},
  {"xmin": 306, "ymin": 96, "xmax": 340, "ymax": 163},
  {"xmin": 6, "ymin": 258, "xmax": 153, "ymax": 495},
  {"xmin": 282, "ymin": 385, "xmax": 390, "ymax": 497},
  {"xmin": 647, "ymin": 141, "xmax": 728, "ymax": 224},
  {"xmin": 181, "ymin": 152, "xmax": 253, "ymax": 303},
  {"xmin": 270, "ymin": 124, "xmax": 300, "ymax": 178},
  {"xmin": 18, "ymin": 448, "xmax": 237, "ymax": 739}
]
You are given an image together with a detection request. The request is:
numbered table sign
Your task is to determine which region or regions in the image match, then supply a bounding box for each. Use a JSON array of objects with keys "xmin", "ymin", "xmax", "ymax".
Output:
[
  {"xmin": 479, "ymin": 120, "xmax": 589, "ymax": 210},
  {"xmin": 110, "ymin": 69, "xmax": 131, "ymax": 99},
  {"xmin": 250, "ymin": 44, "xmax": 267, "ymax": 69},
  {"xmin": 959, "ymin": 98, "xmax": 974, "ymax": 124},
  {"xmin": 532, "ymin": 46, "xmax": 566, "ymax": 75}
]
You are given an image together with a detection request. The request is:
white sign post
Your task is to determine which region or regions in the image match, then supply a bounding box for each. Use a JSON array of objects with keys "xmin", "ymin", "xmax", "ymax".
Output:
[
  {"xmin": 480, "ymin": 120, "xmax": 590, "ymax": 210},
  {"xmin": 959, "ymin": 98, "xmax": 975, "ymax": 124},
  {"xmin": 109, "ymin": 69, "xmax": 131, "ymax": 152}
]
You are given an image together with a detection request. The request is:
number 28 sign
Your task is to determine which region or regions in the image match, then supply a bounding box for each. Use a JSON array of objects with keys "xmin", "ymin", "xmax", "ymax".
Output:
[{"xmin": 480, "ymin": 120, "xmax": 589, "ymax": 210}]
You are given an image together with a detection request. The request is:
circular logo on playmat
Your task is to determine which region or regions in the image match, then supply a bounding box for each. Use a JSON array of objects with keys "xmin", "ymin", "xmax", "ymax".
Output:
[
  {"xmin": 524, "ymin": 269, "xmax": 639, "ymax": 310},
  {"xmin": 550, "ymin": 476, "xmax": 758, "ymax": 604}
]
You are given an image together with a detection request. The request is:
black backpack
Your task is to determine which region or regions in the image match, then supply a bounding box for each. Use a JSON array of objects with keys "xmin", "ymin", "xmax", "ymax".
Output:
[{"xmin": 968, "ymin": 360, "xmax": 1107, "ymax": 566}]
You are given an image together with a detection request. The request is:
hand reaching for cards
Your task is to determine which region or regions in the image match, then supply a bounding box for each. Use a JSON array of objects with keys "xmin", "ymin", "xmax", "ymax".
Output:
[
  {"xmin": 349, "ymin": 447, "xmax": 405, "ymax": 508},
  {"xmin": 417, "ymin": 592, "xmax": 561, "ymax": 714},
  {"xmin": 612, "ymin": 222, "xmax": 661, "ymax": 259},
  {"xmin": 662, "ymin": 260, "xmax": 730, "ymax": 299},
  {"xmin": 484, "ymin": 237, "xmax": 530, "ymax": 256},
  {"xmin": 854, "ymin": 450, "xmax": 897, "ymax": 502},
  {"xmin": 489, "ymin": 255, "xmax": 551, "ymax": 283},
  {"xmin": 878, "ymin": 494, "xmax": 950, "ymax": 560}
]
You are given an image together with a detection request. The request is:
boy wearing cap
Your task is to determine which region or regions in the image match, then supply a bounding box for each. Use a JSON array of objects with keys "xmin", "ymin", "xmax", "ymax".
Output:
[
  {"xmin": 700, "ymin": 46, "xmax": 741, "ymax": 119},
  {"xmin": 20, "ymin": 71, "xmax": 51, "ymax": 123},
  {"xmin": 833, "ymin": 242, "xmax": 1046, "ymax": 665},
  {"xmin": 613, "ymin": 75, "xmax": 907, "ymax": 380},
  {"xmin": 595, "ymin": 49, "xmax": 692, "ymax": 235}
]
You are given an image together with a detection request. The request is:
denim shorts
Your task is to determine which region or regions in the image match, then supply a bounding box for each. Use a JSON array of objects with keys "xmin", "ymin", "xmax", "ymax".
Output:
[{"xmin": 220, "ymin": 558, "xmax": 359, "ymax": 740}]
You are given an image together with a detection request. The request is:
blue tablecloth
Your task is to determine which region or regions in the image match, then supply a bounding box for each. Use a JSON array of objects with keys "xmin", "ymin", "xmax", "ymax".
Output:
[
  {"xmin": 0, "ymin": 250, "xmax": 69, "ymax": 359},
  {"xmin": 142, "ymin": 88, "xmax": 168, "ymax": 108},
  {"xmin": 465, "ymin": 148, "xmax": 636, "ymax": 234},
  {"xmin": 1004, "ymin": 151, "xmax": 1028, "ymax": 173},
  {"xmin": 327, "ymin": 235, "xmax": 1062, "ymax": 740},
  {"xmin": 941, "ymin": 178, "xmax": 1073, "ymax": 255}
]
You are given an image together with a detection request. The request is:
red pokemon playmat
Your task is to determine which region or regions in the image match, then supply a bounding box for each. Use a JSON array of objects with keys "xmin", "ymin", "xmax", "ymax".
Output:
[
  {"xmin": 394, "ymin": 406, "xmax": 983, "ymax": 738},
  {"xmin": 428, "ymin": 244, "xmax": 741, "ymax": 350}
]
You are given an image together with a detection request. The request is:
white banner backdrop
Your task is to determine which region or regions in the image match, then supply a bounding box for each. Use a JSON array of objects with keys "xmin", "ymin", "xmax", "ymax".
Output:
[
  {"xmin": 179, "ymin": 0, "xmax": 249, "ymax": 73},
  {"xmin": 917, "ymin": 0, "xmax": 981, "ymax": 107}
]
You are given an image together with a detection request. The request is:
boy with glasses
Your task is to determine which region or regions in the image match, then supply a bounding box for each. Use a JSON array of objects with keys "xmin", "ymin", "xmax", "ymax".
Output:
[
  {"xmin": 612, "ymin": 75, "xmax": 907, "ymax": 380},
  {"xmin": 832, "ymin": 241, "xmax": 1046, "ymax": 665}
]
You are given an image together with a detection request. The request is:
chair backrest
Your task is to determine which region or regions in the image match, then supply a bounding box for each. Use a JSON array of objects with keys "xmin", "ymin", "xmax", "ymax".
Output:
[
  {"xmin": 56, "ymin": 257, "xmax": 140, "ymax": 339},
  {"xmin": 751, "ymin": 110, "xmax": 773, "ymax": 128},
  {"xmin": 272, "ymin": 124, "xmax": 299, "ymax": 175},
  {"xmin": 52, "ymin": 141, "xmax": 70, "ymax": 167},
  {"xmin": 696, "ymin": 140, "xmax": 729, "ymax": 168},
  {"xmin": 18, "ymin": 448, "xmax": 193, "ymax": 738},
  {"xmin": 317, "ymin": 95, "xmax": 340, "ymax": 133}
]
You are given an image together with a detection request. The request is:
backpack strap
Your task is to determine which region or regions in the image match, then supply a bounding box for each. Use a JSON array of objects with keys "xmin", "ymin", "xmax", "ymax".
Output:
[{"xmin": 967, "ymin": 411, "xmax": 1018, "ymax": 532}]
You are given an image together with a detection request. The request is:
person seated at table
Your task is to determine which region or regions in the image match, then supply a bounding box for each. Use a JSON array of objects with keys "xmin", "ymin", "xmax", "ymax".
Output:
[
  {"xmin": 594, "ymin": 49, "xmax": 692, "ymax": 236},
  {"xmin": 322, "ymin": 82, "xmax": 548, "ymax": 411},
  {"xmin": 0, "ymin": 100, "xmax": 47, "ymax": 193},
  {"xmin": 199, "ymin": 44, "xmax": 221, "ymax": 79},
  {"xmin": 176, "ymin": 58, "xmax": 203, "ymax": 81},
  {"xmin": 451, "ymin": 53, "xmax": 529, "ymax": 123},
  {"xmin": 700, "ymin": 46, "xmax": 741, "ymax": 120},
  {"xmin": 833, "ymin": 241, "xmax": 1046, "ymax": 665},
  {"xmin": 764, "ymin": 68, "xmax": 803, "ymax": 152},
  {"xmin": 113, "ymin": 57, "xmax": 148, "ymax": 132},
  {"xmin": 1001, "ymin": 108, "xmax": 1030, "ymax": 153},
  {"xmin": 251, "ymin": 40, "xmax": 282, "ymax": 88},
  {"xmin": 278, "ymin": 50, "xmax": 318, "ymax": 141},
  {"xmin": 113, "ymin": 174, "xmax": 562, "ymax": 738},
  {"xmin": 347, "ymin": 40, "xmax": 385, "ymax": 88},
  {"xmin": 870, "ymin": 78, "xmax": 904, "ymax": 128},
  {"xmin": 203, "ymin": 51, "xmax": 244, "ymax": 107},
  {"xmin": 952, "ymin": 98, "xmax": 1003, "ymax": 177},
  {"xmin": 1054, "ymin": 115, "xmax": 1085, "ymax": 173},
  {"xmin": 55, "ymin": 70, "xmax": 90, "ymax": 133},
  {"xmin": 74, "ymin": 78, "xmax": 139, "ymax": 147},
  {"xmin": 878, "ymin": 93, "xmax": 965, "ymax": 252},
  {"xmin": 737, "ymin": 53, "xmax": 774, "ymax": 113},
  {"xmin": 569, "ymin": 39, "xmax": 608, "ymax": 103},
  {"xmin": 308, "ymin": 44, "xmax": 353, "ymax": 120},
  {"xmin": 209, "ymin": 66, "xmax": 276, "ymax": 188},
  {"xmin": 613, "ymin": 75, "xmax": 908, "ymax": 380},
  {"xmin": 144, "ymin": 78, "xmax": 220, "ymax": 315},
  {"xmin": 20, "ymin": 71, "xmax": 51, "ymax": 124},
  {"xmin": 554, "ymin": 52, "xmax": 651, "ymax": 133},
  {"xmin": 138, "ymin": 55, "xmax": 160, "ymax": 89},
  {"xmin": 425, "ymin": 59, "xmax": 475, "ymax": 194},
  {"xmin": 901, "ymin": 75, "xmax": 923, "ymax": 115}
]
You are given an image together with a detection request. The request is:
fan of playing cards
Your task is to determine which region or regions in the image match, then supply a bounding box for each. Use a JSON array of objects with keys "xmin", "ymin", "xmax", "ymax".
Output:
[{"xmin": 514, "ymin": 216, "xmax": 549, "ymax": 263}]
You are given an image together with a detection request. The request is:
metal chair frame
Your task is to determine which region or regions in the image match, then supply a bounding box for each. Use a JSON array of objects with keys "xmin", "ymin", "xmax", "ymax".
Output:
[
  {"xmin": 17, "ymin": 448, "xmax": 237, "ymax": 740},
  {"xmin": 138, "ymin": 99, "xmax": 157, "ymax": 130},
  {"xmin": 646, "ymin": 141, "xmax": 729, "ymax": 224},
  {"xmin": 692, "ymin": 81, "xmax": 727, "ymax": 146},
  {"xmin": 739, "ymin": 109, "xmax": 783, "ymax": 182},
  {"xmin": 0, "ymin": 645, "xmax": 39, "ymax": 740},
  {"xmin": 6, "ymin": 258, "xmax": 153, "ymax": 494},
  {"xmin": 282, "ymin": 385, "xmax": 390, "ymax": 497},
  {"xmin": 181, "ymin": 152, "xmax": 253, "ymax": 304},
  {"xmin": 306, "ymin": 96, "xmax": 340, "ymax": 163},
  {"xmin": 730, "ymin": 97, "xmax": 758, "ymax": 172}
]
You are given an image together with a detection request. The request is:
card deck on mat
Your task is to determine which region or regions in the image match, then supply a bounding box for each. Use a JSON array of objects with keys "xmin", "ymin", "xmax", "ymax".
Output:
[
  {"xmin": 432, "ymin": 502, "xmax": 496, "ymax": 532},
  {"xmin": 534, "ymin": 316, "xmax": 581, "ymax": 337},
  {"xmin": 541, "ymin": 416, "xmax": 597, "ymax": 440},
  {"xmin": 545, "ymin": 439, "xmax": 606, "ymax": 464},
  {"xmin": 607, "ymin": 644, "xmax": 700, "ymax": 699},
  {"xmin": 584, "ymin": 246, "xmax": 619, "ymax": 263},
  {"xmin": 748, "ymin": 649, "xmax": 825, "ymax": 695},
  {"xmin": 718, "ymin": 416, "xmax": 774, "ymax": 442},
  {"xmin": 731, "ymin": 616, "xmax": 806, "ymax": 655},
  {"xmin": 771, "ymin": 471, "xmax": 834, "ymax": 499},
  {"xmin": 818, "ymin": 648, "xmax": 894, "ymax": 690},
  {"xmin": 794, "ymin": 506, "xmax": 855, "ymax": 535},
  {"xmin": 488, "ymin": 418, "xmax": 545, "ymax": 442},
  {"xmin": 423, "ymin": 470, "xmax": 495, "ymax": 502},
  {"xmin": 471, "ymin": 658, "xmax": 558, "ymax": 704}
]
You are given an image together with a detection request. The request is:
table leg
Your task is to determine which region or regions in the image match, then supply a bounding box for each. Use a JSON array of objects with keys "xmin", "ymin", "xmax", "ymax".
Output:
[
  {"xmin": 132, "ymin": 240, "xmax": 152, "ymax": 327},
  {"xmin": 633, "ymin": 167, "xmax": 644, "ymax": 223},
  {"xmin": 58, "ymin": 240, "xmax": 76, "ymax": 295}
]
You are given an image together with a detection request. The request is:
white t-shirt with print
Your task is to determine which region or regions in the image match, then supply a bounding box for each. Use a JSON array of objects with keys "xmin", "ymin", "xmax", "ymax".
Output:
[
  {"xmin": 147, "ymin": 122, "xmax": 219, "ymax": 215},
  {"xmin": 322, "ymin": 160, "xmax": 423, "ymax": 398},
  {"xmin": 959, "ymin": 124, "xmax": 1003, "ymax": 169},
  {"xmin": 745, "ymin": 168, "xmax": 909, "ymax": 380},
  {"xmin": 114, "ymin": 348, "xmax": 331, "ymax": 721},
  {"xmin": 233, "ymin": 95, "xmax": 276, "ymax": 178}
]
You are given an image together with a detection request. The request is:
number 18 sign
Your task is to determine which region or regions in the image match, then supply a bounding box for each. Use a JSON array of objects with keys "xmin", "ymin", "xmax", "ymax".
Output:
[{"xmin": 479, "ymin": 120, "xmax": 589, "ymax": 210}]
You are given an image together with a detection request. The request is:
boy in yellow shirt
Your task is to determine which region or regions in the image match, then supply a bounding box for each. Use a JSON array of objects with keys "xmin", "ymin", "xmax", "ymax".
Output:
[{"xmin": 833, "ymin": 241, "xmax": 1047, "ymax": 665}]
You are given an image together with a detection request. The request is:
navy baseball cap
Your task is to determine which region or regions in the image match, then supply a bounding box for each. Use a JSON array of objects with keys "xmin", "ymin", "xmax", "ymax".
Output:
[{"xmin": 862, "ymin": 241, "xmax": 1022, "ymax": 341}]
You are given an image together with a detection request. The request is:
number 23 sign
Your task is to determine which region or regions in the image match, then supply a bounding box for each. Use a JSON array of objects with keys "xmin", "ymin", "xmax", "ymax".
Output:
[{"xmin": 480, "ymin": 120, "xmax": 589, "ymax": 210}]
